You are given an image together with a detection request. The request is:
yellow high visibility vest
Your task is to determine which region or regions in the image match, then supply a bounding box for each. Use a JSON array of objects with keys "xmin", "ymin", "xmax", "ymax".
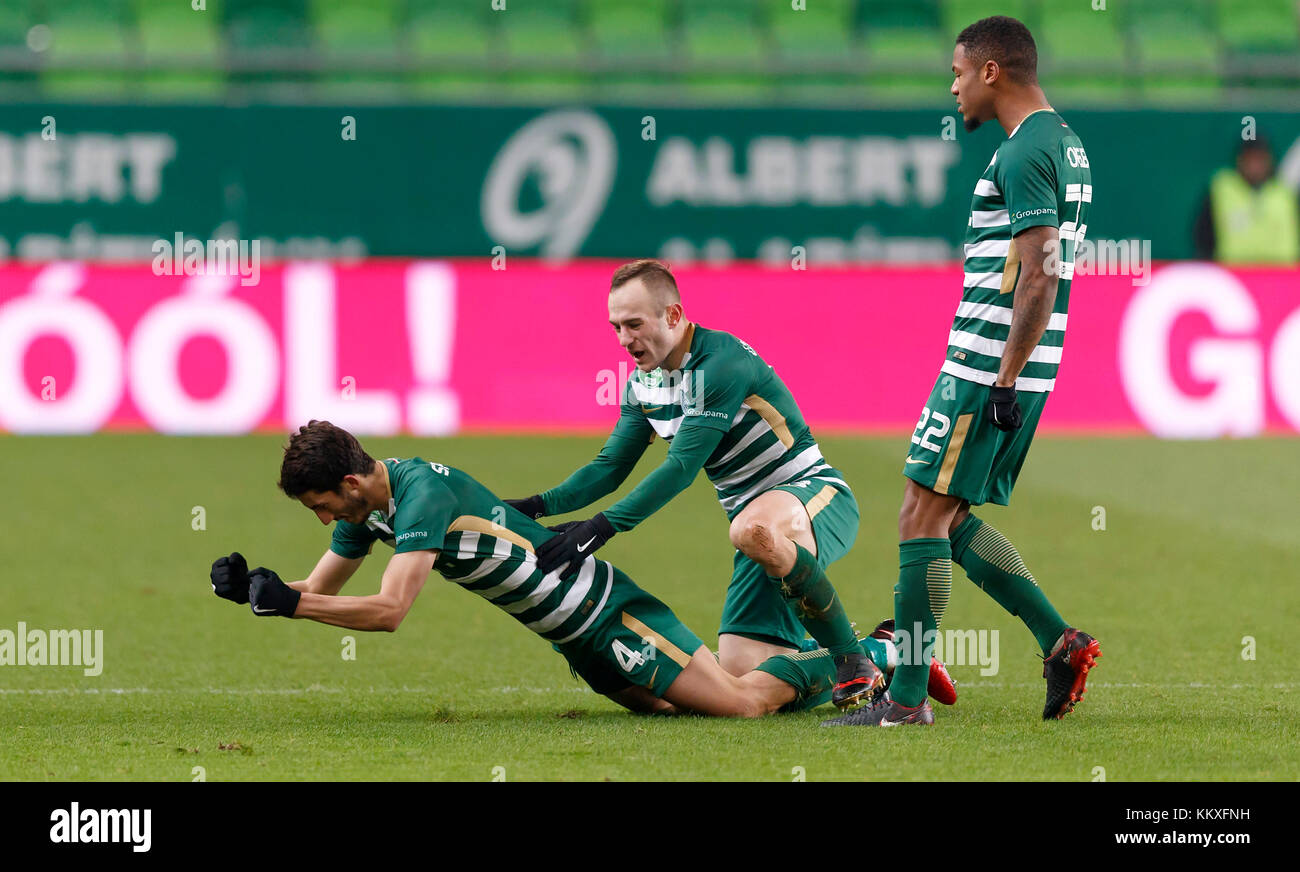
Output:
[{"xmin": 1211, "ymin": 168, "xmax": 1300, "ymax": 265}]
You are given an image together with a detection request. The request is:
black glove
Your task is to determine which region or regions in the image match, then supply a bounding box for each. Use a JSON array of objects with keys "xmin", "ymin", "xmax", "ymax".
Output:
[
  {"xmin": 986, "ymin": 384, "xmax": 1023, "ymax": 432},
  {"xmin": 505, "ymin": 495, "xmax": 547, "ymax": 520},
  {"xmin": 535, "ymin": 513, "xmax": 616, "ymax": 577},
  {"xmin": 248, "ymin": 568, "xmax": 301, "ymax": 618},
  {"xmin": 210, "ymin": 552, "xmax": 250, "ymax": 604}
]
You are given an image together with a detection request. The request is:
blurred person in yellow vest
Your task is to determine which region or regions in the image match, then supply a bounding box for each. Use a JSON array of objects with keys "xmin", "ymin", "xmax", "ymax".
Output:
[{"xmin": 1194, "ymin": 137, "xmax": 1299, "ymax": 265}]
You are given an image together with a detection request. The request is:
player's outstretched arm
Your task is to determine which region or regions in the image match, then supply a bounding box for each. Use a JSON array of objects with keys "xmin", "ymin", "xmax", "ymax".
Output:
[
  {"xmin": 534, "ymin": 423, "xmax": 726, "ymax": 575},
  {"xmin": 288, "ymin": 549, "xmax": 365, "ymax": 596},
  {"xmin": 290, "ymin": 550, "xmax": 437, "ymax": 632},
  {"xmin": 516, "ymin": 398, "xmax": 655, "ymax": 519}
]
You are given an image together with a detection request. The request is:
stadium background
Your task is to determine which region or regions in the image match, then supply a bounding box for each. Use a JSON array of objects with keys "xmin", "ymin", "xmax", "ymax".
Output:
[{"xmin": 1, "ymin": 1, "xmax": 1298, "ymax": 782}]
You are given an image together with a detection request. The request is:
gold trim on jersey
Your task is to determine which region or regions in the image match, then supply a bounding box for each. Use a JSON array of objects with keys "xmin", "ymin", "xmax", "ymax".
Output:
[
  {"xmin": 934, "ymin": 414, "xmax": 974, "ymax": 495},
  {"xmin": 805, "ymin": 484, "xmax": 837, "ymax": 520},
  {"xmin": 621, "ymin": 612, "xmax": 692, "ymax": 668},
  {"xmin": 999, "ymin": 239, "xmax": 1021, "ymax": 295},
  {"xmin": 446, "ymin": 516, "xmax": 534, "ymax": 552},
  {"xmin": 744, "ymin": 394, "xmax": 794, "ymax": 448}
]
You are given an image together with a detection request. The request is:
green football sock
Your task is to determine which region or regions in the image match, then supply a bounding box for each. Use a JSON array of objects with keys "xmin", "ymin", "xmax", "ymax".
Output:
[
  {"xmin": 769, "ymin": 544, "xmax": 860, "ymax": 658},
  {"xmin": 755, "ymin": 649, "xmax": 835, "ymax": 711},
  {"xmin": 799, "ymin": 635, "xmax": 891, "ymax": 673},
  {"xmin": 891, "ymin": 538, "xmax": 952, "ymax": 707},
  {"xmin": 950, "ymin": 514, "xmax": 1068, "ymax": 656}
]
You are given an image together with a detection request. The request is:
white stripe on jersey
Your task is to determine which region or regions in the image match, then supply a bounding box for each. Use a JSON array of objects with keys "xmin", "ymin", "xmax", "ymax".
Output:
[
  {"xmin": 526, "ymin": 558, "xmax": 598, "ymax": 634},
  {"xmin": 971, "ymin": 209, "xmax": 1009, "ymax": 227},
  {"xmin": 974, "ymin": 178, "xmax": 1001, "ymax": 197},
  {"xmin": 706, "ymin": 410, "xmax": 770, "ymax": 470},
  {"xmin": 718, "ymin": 444, "xmax": 825, "ymax": 512},
  {"xmin": 948, "ymin": 329, "xmax": 1064, "ymax": 364},
  {"xmin": 455, "ymin": 536, "xmax": 514, "ymax": 583},
  {"xmin": 647, "ymin": 414, "xmax": 685, "ymax": 439},
  {"xmin": 954, "ymin": 300, "xmax": 1068, "ymax": 332},
  {"xmin": 628, "ymin": 380, "xmax": 682, "ymax": 406},
  {"xmin": 940, "ymin": 359, "xmax": 1056, "ymax": 393},
  {"xmin": 964, "ymin": 239, "xmax": 1011, "ymax": 259},
  {"xmin": 710, "ymin": 441, "xmax": 789, "ymax": 490},
  {"xmin": 502, "ymin": 565, "xmax": 570, "ymax": 615},
  {"xmin": 647, "ymin": 399, "xmax": 773, "ymax": 443},
  {"xmin": 963, "ymin": 271, "xmax": 1004, "ymax": 290},
  {"xmin": 473, "ymin": 558, "xmax": 536, "ymax": 601},
  {"xmin": 455, "ymin": 532, "xmax": 480, "ymax": 560},
  {"xmin": 550, "ymin": 562, "xmax": 614, "ymax": 644}
]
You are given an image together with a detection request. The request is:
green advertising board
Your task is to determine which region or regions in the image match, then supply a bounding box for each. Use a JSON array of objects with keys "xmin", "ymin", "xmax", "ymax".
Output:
[{"xmin": 1, "ymin": 104, "xmax": 1297, "ymax": 262}]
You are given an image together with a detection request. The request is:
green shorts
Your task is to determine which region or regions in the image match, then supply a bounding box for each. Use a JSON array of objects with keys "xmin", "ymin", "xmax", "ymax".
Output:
[
  {"xmin": 902, "ymin": 373, "xmax": 1049, "ymax": 506},
  {"xmin": 718, "ymin": 473, "xmax": 860, "ymax": 649},
  {"xmin": 554, "ymin": 562, "xmax": 704, "ymax": 699}
]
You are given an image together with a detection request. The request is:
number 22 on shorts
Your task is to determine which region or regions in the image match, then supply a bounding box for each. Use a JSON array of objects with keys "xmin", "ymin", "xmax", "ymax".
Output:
[{"xmin": 911, "ymin": 407, "xmax": 951, "ymax": 454}]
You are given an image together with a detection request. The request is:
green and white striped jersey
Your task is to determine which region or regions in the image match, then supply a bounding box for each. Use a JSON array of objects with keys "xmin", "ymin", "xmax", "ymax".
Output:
[
  {"xmin": 619, "ymin": 324, "xmax": 847, "ymax": 517},
  {"xmin": 947, "ymin": 109, "xmax": 1092, "ymax": 393},
  {"xmin": 330, "ymin": 458, "xmax": 613, "ymax": 644}
]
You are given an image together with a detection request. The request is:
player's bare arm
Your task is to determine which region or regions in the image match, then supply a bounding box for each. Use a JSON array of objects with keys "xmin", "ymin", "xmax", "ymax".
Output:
[
  {"xmin": 287, "ymin": 549, "xmax": 365, "ymax": 596},
  {"xmin": 997, "ymin": 223, "xmax": 1060, "ymax": 387},
  {"xmin": 294, "ymin": 550, "xmax": 435, "ymax": 632}
]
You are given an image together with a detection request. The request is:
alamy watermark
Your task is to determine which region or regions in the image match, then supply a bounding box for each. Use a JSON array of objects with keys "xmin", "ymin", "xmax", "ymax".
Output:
[
  {"xmin": 894, "ymin": 622, "xmax": 1000, "ymax": 676},
  {"xmin": 596, "ymin": 362, "xmax": 712, "ymax": 418},
  {"xmin": 1045, "ymin": 236, "xmax": 1152, "ymax": 286},
  {"xmin": 0, "ymin": 621, "xmax": 103, "ymax": 676},
  {"xmin": 49, "ymin": 803, "xmax": 150, "ymax": 852},
  {"xmin": 151, "ymin": 232, "xmax": 260, "ymax": 286}
]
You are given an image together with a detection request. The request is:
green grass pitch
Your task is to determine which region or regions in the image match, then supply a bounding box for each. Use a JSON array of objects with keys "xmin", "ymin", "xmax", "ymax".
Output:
[{"xmin": 2, "ymin": 433, "xmax": 1296, "ymax": 781}]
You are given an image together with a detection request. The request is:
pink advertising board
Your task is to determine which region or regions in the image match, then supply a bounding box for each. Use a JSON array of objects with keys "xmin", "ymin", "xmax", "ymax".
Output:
[{"xmin": 2, "ymin": 260, "xmax": 1297, "ymax": 436}]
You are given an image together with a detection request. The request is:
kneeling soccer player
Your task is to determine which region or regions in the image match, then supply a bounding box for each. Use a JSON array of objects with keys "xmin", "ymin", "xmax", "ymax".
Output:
[{"xmin": 208, "ymin": 419, "xmax": 865, "ymax": 717}]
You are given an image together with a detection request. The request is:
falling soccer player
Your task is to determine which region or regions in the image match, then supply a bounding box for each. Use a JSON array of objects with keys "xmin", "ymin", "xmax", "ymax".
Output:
[
  {"xmin": 824, "ymin": 16, "xmax": 1101, "ymax": 728},
  {"xmin": 209, "ymin": 420, "xmax": 868, "ymax": 718}
]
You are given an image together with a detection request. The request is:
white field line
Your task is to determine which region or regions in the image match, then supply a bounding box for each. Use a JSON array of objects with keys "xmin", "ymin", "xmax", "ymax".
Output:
[{"xmin": 1, "ymin": 681, "xmax": 1297, "ymax": 695}]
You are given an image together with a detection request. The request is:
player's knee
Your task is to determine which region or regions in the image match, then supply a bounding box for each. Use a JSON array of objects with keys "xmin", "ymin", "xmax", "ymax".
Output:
[{"xmin": 730, "ymin": 515, "xmax": 775, "ymax": 558}]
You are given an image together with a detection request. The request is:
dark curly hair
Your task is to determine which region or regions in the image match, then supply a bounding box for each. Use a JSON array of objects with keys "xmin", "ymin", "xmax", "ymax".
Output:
[
  {"xmin": 277, "ymin": 420, "xmax": 375, "ymax": 497},
  {"xmin": 956, "ymin": 16, "xmax": 1038, "ymax": 84}
]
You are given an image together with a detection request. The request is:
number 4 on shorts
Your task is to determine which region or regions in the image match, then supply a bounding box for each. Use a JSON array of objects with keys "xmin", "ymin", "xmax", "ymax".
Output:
[{"xmin": 612, "ymin": 639, "xmax": 647, "ymax": 672}]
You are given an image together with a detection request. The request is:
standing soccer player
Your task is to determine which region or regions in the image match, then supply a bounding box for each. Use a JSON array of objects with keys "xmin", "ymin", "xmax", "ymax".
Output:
[
  {"xmin": 506, "ymin": 260, "xmax": 907, "ymax": 709},
  {"xmin": 825, "ymin": 17, "xmax": 1101, "ymax": 728}
]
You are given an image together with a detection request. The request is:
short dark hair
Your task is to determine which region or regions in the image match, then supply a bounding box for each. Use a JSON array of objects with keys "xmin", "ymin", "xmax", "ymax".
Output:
[
  {"xmin": 610, "ymin": 259, "xmax": 681, "ymax": 306},
  {"xmin": 1238, "ymin": 136, "xmax": 1272, "ymax": 157},
  {"xmin": 277, "ymin": 420, "xmax": 375, "ymax": 497},
  {"xmin": 956, "ymin": 16, "xmax": 1038, "ymax": 84}
]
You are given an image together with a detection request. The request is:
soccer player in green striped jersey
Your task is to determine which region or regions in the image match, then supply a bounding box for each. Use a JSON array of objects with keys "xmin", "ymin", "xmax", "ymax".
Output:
[
  {"xmin": 825, "ymin": 16, "xmax": 1101, "ymax": 729},
  {"xmin": 207, "ymin": 420, "xmax": 848, "ymax": 718},
  {"xmin": 508, "ymin": 259, "xmax": 897, "ymax": 710}
]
